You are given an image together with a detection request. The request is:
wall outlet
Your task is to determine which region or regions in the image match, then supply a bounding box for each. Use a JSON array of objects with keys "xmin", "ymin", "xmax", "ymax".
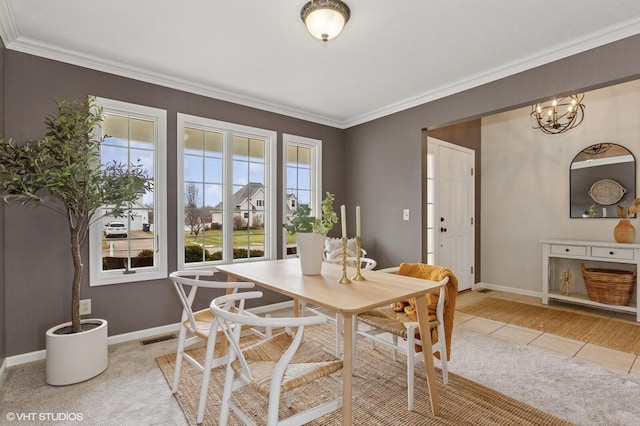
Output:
[{"xmin": 79, "ymin": 299, "xmax": 91, "ymax": 316}]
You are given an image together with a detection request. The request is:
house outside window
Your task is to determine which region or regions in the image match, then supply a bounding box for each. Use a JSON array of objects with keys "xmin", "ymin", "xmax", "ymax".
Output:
[
  {"xmin": 89, "ymin": 97, "xmax": 168, "ymax": 286},
  {"xmin": 283, "ymin": 134, "xmax": 322, "ymax": 256},
  {"xmin": 177, "ymin": 114, "xmax": 277, "ymax": 269}
]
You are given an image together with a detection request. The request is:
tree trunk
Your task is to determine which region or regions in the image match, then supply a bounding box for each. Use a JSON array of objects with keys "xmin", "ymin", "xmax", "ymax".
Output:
[{"xmin": 70, "ymin": 226, "xmax": 83, "ymax": 333}]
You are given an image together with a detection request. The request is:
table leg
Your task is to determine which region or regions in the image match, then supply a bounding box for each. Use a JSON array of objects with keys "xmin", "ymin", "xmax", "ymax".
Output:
[
  {"xmin": 342, "ymin": 312, "xmax": 353, "ymax": 425},
  {"xmin": 415, "ymin": 294, "xmax": 440, "ymax": 416},
  {"xmin": 293, "ymin": 297, "xmax": 300, "ymax": 317}
]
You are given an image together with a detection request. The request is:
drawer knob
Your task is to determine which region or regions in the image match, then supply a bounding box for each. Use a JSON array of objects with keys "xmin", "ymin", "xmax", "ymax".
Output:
[
  {"xmin": 565, "ymin": 248, "xmax": 570, "ymax": 252},
  {"xmin": 610, "ymin": 251, "xmax": 614, "ymax": 255}
]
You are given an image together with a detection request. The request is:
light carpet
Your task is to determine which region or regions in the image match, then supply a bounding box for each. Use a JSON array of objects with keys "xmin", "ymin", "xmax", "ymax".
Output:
[
  {"xmin": 157, "ymin": 322, "xmax": 572, "ymax": 425},
  {"xmin": 2, "ymin": 321, "xmax": 639, "ymax": 425},
  {"xmin": 458, "ymin": 297, "xmax": 640, "ymax": 355}
]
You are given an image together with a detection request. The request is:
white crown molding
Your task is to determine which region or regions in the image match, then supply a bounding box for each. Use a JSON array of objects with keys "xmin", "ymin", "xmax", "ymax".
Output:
[
  {"xmin": 2, "ymin": 34, "xmax": 344, "ymax": 128},
  {"xmin": 1, "ymin": 3, "xmax": 640, "ymax": 130},
  {"xmin": 343, "ymin": 16, "xmax": 640, "ymax": 128}
]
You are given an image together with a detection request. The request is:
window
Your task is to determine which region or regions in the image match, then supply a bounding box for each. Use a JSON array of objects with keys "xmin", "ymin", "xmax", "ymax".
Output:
[
  {"xmin": 283, "ymin": 134, "xmax": 322, "ymax": 256},
  {"xmin": 90, "ymin": 98, "xmax": 167, "ymax": 286},
  {"xmin": 177, "ymin": 114, "xmax": 277, "ymax": 269},
  {"xmin": 426, "ymin": 150, "xmax": 435, "ymax": 265}
]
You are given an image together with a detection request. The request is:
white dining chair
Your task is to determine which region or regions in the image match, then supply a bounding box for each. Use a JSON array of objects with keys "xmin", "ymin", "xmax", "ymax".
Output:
[
  {"xmin": 169, "ymin": 270, "xmax": 262, "ymax": 424},
  {"xmin": 354, "ymin": 276, "xmax": 450, "ymax": 411},
  {"xmin": 211, "ymin": 291, "xmax": 344, "ymax": 426}
]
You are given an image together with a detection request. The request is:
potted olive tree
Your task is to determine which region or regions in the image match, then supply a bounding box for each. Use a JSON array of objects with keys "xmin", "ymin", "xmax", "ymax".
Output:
[
  {"xmin": 284, "ymin": 192, "xmax": 338, "ymax": 275},
  {"xmin": 0, "ymin": 97, "xmax": 151, "ymax": 385}
]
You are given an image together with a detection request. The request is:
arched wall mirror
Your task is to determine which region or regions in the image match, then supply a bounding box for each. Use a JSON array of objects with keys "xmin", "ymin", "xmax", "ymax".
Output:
[{"xmin": 570, "ymin": 143, "xmax": 636, "ymax": 218}]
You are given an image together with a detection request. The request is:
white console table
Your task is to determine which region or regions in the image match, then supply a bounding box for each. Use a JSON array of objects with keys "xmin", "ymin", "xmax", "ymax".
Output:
[{"xmin": 541, "ymin": 239, "xmax": 640, "ymax": 322}]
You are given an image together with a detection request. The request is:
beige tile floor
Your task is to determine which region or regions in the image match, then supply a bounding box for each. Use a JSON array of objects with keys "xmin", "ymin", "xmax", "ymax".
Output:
[{"xmin": 456, "ymin": 289, "xmax": 640, "ymax": 376}]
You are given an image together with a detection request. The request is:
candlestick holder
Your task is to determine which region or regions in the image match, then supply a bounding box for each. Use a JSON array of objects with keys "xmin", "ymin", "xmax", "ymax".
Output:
[
  {"xmin": 352, "ymin": 236, "xmax": 365, "ymax": 281},
  {"xmin": 338, "ymin": 237, "xmax": 351, "ymax": 284}
]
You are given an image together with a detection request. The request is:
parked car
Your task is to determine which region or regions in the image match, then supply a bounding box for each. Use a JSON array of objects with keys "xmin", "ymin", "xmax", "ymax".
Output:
[{"xmin": 104, "ymin": 221, "xmax": 128, "ymax": 238}]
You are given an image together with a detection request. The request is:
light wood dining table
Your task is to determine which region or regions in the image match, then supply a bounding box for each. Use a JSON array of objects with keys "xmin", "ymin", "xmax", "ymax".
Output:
[{"xmin": 216, "ymin": 258, "xmax": 444, "ymax": 425}]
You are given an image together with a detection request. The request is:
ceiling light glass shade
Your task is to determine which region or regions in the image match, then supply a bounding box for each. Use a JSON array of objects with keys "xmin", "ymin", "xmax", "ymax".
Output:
[
  {"xmin": 301, "ymin": 0, "xmax": 351, "ymax": 43},
  {"xmin": 530, "ymin": 94, "xmax": 585, "ymax": 135}
]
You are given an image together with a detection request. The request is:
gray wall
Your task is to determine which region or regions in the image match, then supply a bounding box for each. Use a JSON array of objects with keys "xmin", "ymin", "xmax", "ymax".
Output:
[
  {"xmin": 3, "ymin": 33, "xmax": 640, "ymax": 357},
  {"xmin": 0, "ymin": 36, "xmax": 6, "ymax": 364},
  {"xmin": 3, "ymin": 51, "xmax": 346, "ymax": 356},
  {"xmin": 344, "ymin": 34, "xmax": 640, "ymax": 270}
]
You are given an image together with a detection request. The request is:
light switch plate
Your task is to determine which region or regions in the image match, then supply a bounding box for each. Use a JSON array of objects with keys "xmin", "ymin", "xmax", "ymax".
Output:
[{"xmin": 403, "ymin": 209, "xmax": 410, "ymax": 221}]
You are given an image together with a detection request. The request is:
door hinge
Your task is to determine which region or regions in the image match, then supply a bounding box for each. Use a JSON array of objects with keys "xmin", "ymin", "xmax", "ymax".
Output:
[
  {"xmin": 470, "ymin": 217, "xmax": 474, "ymax": 225},
  {"xmin": 470, "ymin": 266, "xmax": 474, "ymax": 274},
  {"xmin": 471, "ymin": 167, "xmax": 474, "ymax": 176}
]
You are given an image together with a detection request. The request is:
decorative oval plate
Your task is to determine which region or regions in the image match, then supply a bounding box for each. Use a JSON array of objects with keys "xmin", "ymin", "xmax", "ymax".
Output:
[{"xmin": 588, "ymin": 179, "xmax": 626, "ymax": 205}]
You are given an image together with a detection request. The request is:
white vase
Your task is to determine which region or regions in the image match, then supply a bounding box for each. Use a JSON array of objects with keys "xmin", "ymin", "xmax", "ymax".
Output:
[
  {"xmin": 45, "ymin": 318, "xmax": 109, "ymax": 385},
  {"xmin": 296, "ymin": 232, "xmax": 325, "ymax": 275}
]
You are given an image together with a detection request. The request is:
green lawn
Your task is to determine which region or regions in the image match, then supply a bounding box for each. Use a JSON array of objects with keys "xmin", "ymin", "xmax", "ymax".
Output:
[
  {"xmin": 184, "ymin": 229, "xmax": 280, "ymax": 247},
  {"xmin": 184, "ymin": 229, "xmax": 296, "ymax": 247}
]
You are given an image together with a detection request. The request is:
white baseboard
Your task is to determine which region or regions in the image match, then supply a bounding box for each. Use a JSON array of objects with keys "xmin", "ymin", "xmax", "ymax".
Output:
[
  {"xmin": 0, "ymin": 357, "xmax": 7, "ymax": 388},
  {"xmin": 5, "ymin": 349, "xmax": 46, "ymax": 367},
  {"xmin": 472, "ymin": 281, "xmax": 542, "ymax": 299},
  {"xmin": 107, "ymin": 323, "xmax": 181, "ymax": 346},
  {"xmin": 2, "ymin": 300, "xmax": 296, "ymax": 370}
]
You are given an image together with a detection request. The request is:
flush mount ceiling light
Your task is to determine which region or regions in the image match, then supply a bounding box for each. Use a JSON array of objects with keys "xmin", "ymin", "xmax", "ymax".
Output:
[
  {"xmin": 301, "ymin": 0, "xmax": 351, "ymax": 43},
  {"xmin": 531, "ymin": 94, "xmax": 585, "ymax": 135}
]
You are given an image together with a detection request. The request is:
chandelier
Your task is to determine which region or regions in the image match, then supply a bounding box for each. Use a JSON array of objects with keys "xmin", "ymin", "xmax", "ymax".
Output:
[
  {"xmin": 301, "ymin": 0, "xmax": 351, "ymax": 43},
  {"xmin": 530, "ymin": 94, "xmax": 585, "ymax": 135}
]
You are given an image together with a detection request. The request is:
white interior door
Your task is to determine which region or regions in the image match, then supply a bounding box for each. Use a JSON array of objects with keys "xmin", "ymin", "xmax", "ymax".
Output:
[{"xmin": 427, "ymin": 137, "xmax": 475, "ymax": 291}]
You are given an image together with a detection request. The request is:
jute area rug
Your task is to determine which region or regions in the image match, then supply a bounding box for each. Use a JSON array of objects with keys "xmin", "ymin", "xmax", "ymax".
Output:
[
  {"xmin": 156, "ymin": 322, "xmax": 572, "ymax": 425},
  {"xmin": 459, "ymin": 297, "xmax": 640, "ymax": 355}
]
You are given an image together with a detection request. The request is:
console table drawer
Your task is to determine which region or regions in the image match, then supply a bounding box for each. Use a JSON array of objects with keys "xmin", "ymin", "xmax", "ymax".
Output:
[
  {"xmin": 550, "ymin": 244, "xmax": 587, "ymax": 256},
  {"xmin": 591, "ymin": 246, "xmax": 635, "ymax": 260}
]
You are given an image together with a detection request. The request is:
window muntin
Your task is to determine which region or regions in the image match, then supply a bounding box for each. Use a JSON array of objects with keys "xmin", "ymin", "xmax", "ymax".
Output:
[
  {"xmin": 283, "ymin": 134, "xmax": 322, "ymax": 257},
  {"xmin": 177, "ymin": 114, "xmax": 276, "ymax": 269},
  {"xmin": 90, "ymin": 97, "xmax": 167, "ymax": 286}
]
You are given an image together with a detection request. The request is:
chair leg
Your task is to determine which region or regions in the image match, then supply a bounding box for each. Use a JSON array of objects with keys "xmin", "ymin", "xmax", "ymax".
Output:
[
  {"xmin": 440, "ymin": 351, "xmax": 449, "ymax": 385},
  {"xmin": 197, "ymin": 331, "xmax": 218, "ymax": 424},
  {"xmin": 172, "ymin": 325, "xmax": 188, "ymax": 393},
  {"xmin": 392, "ymin": 335, "xmax": 398, "ymax": 362},
  {"xmin": 267, "ymin": 382, "xmax": 282, "ymax": 426},
  {"xmin": 218, "ymin": 356, "xmax": 236, "ymax": 426},
  {"xmin": 336, "ymin": 314, "xmax": 343, "ymax": 357},
  {"xmin": 407, "ymin": 327, "xmax": 415, "ymax": 411}
]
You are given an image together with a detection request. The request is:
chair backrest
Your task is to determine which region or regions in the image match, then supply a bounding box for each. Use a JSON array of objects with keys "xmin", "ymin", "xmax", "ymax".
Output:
[
  {"xmin": 434, "ymin": 277, "xmax": 448, "ymax": 322},
  {"xmin": 323, "ymin": 237, "xmax": 366, "ymax": 260},
  {"xmin": 323, "ymin": 237, "xmax": 375, "ymax": 269},
  {"xmin": 169, "ymin": 270, "xmax": 254, "ymax": 331},
  {"xmin": 324, "ymin": 256, "xmax": 377, "ymax": 270},
  {"xmin": 211, "ymin": 291, "xmax": 326, "ymax": 381}
]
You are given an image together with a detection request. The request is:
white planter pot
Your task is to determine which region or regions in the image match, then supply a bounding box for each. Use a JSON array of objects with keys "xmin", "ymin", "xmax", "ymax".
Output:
[
  {"xmin": 45, "ymin": 319, "xmax": 109, "ymax": 386},
  {"xmin": 296, "ymin": 232, "xmax": 325, "ymax": 275}
]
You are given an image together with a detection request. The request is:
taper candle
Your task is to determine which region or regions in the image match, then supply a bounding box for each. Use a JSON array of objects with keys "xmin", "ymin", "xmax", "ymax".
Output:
[
  {"xmin": 341, "ymin": 204, "xmax": 347, "ymax": 238},
  {"xmin": 356, "ymin": 205, "xmax": 361, "ymax": 237}
]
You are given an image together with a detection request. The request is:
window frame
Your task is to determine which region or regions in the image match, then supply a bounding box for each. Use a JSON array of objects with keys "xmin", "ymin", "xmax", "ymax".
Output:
[
  {"xmin": 282, "ymin": 134, "xmax": 322, "ymax": 258},
  {"xmin": 89, "ymin": 97, "xmax": 168, "ymax": 286},
  {"xmin": 177, "ymin": 113, "xmax": 277, "ymax": 270}
]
